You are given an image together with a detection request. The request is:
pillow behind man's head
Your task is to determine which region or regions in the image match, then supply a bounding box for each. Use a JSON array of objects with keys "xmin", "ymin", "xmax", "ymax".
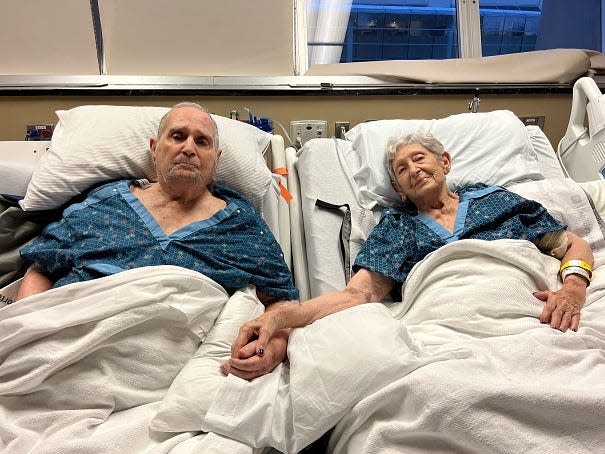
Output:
[{"xmin": 20, "ymin": 105, "xmax": 274, "ymax": 211}]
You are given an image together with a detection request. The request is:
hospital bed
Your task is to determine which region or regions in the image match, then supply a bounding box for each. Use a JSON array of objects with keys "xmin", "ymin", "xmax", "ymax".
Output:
[
  {"xmin": 0, "ymin": 105, "xmax": 291, "ymax": 453},
  {"xmin": 2, "ymin": 79, "xmax": 605, "ymax": 454},
  {"xmin": 250, "ymin": 78, "xmax": 605, "ymax": 453}
]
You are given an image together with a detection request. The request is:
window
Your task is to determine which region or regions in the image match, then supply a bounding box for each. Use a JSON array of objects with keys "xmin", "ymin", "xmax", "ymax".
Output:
[{"xmin": 306, "ymin": 0, "xmax": 602, "ymax": 66}]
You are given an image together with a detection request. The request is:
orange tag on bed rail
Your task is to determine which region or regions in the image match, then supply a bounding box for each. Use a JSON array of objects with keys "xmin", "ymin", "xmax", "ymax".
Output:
[
  {"xmin": 278, "ymin": 181, "xmax": 293, "ymax": 203},
  {"xmin": 273, "ymin": 167, "xmax": 292, "ymax": 202}
]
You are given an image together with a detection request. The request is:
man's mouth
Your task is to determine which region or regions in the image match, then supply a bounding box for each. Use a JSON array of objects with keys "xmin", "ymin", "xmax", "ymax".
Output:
[{"xmin": 173, "ymin": 161, "xmax": 198, "ymax": 170}]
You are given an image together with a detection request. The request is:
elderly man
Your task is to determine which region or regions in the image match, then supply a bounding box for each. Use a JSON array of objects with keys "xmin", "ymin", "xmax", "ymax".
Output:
[{"xmin": 18, "ymin": 102, "xmax": 298, "ymax": 379}]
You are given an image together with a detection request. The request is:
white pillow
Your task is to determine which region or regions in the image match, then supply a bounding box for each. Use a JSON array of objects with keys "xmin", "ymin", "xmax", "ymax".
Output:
[
  {"xmin": 149, "ymin": 285, "xmax": 264, "ymax": 433},
  {"xmin": 19, "ymin": 105, "xmax": 273, "ymax": 211},
  {"xmin": 345, "ymin": 110, "xmax": 543, "ymax": 207},
  {"xmin": 507, "ymin": 178, "xmax": 605, "ymax": 255},
  {"xmin": 0, "ymin": 162, "xmax": 33, "ymax": 199},
  {"xmin": 526, "ymin": 125, "xmax": 565, "ymax": 179}
]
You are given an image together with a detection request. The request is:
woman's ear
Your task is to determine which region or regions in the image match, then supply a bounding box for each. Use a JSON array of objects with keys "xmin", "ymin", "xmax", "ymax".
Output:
[
  {"xmin": 391, "ymin": 180, "xmax": 407, "ymax": 201},
  {"xmin": 441, "ymin": 151, "xmax": 452, "ymax": 174}
]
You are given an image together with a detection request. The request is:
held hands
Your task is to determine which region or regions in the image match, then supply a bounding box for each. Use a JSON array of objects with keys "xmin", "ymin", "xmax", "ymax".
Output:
[
  {"xmin": 220, "ymin": 309, "xmax": 288, "ymax": 380},
  {"xmin": 534, "ymin": 275, "xmax": 588, "ymax": 332}
]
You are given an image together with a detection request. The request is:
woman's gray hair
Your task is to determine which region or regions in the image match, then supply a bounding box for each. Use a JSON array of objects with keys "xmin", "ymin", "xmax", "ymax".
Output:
[
  {"xmin": 385, "ymin": 132, "xmax": 445, "ymax": 182},
  {"xmin": 157, "ymin": 102, "xmax": 220, "ymax": 149}
]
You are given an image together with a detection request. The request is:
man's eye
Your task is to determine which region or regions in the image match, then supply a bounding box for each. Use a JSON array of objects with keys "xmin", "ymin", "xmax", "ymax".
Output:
[{"xmin": 196, "ymin": 138, "xmax": 209, "ymax": 146}]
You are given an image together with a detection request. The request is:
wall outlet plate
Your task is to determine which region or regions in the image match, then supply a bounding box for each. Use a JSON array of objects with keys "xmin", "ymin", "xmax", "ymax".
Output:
[
  {"xmin": 518, "ymin": 116, "xmax": 545, "ymax": 130},
  {"xmin": 290, "ymin": 120, "xmax": 327, "ymax": 148},
  {"xmin": 335, "ymin": 121, "xmax": 350, "ymax": 139}
]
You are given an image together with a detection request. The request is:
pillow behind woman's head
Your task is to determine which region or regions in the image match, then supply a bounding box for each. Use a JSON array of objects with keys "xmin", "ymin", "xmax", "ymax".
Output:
[{"xmin": 346, "ymin": 110, "xmax": 543, "ymax": 207}]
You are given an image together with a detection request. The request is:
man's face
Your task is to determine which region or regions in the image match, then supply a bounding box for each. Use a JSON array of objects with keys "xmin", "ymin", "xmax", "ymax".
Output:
[{"xmin": 150, "ymin": 107, "xmax": 220, "ymax": 188}]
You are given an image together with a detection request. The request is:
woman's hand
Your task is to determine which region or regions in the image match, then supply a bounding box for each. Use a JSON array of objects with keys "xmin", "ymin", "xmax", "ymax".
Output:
[
  {"xmin": 220, "ymin": 327, "xmax": 289, "ymax": 380},
  {"xmin": 230, "ymin": 304, "xmax": 291, "ymax": 360},
  {"xmin": 534, "ymin": 274, "xmax": 587, "ymax": 332}
]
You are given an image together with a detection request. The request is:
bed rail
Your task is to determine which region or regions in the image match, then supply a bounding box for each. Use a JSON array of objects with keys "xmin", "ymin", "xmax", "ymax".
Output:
[{"xmin": 558, "ymin": 77, "xmax": 605, "ymax": 182}]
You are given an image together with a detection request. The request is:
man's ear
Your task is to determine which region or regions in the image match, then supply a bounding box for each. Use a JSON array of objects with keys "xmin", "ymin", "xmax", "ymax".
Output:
[
  {"xmin": 150, "ymin": 138, "xmax": 157, "ymax": 163},
  {"xmin": 213, "ymin": 149, "xmax": 222, "ymax": 170}
]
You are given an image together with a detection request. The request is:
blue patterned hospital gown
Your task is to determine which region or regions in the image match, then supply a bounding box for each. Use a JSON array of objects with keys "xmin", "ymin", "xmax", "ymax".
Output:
[
  {"xmin": 353, "ymin": 183, "xmax": 566, "ymax": 285},
  {"xmin": 21, "ymin": 180, "xmax": 299, "ymax": 300}
]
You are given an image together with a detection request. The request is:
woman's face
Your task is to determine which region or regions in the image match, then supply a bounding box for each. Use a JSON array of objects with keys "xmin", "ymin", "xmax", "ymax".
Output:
[{"xmin": 390, "ymin": 143, "xmax": 451, "ymax": 203}]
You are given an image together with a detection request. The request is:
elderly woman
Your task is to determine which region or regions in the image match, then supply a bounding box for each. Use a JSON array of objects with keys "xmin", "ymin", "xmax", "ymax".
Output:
[{"xmin": 222, "ymin": 132, "xmax": 593, "ymax": 377}]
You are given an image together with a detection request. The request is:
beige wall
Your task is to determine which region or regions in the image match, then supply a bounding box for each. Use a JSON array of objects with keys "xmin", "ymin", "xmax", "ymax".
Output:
[{"xmin": 0, "ymin": 92, "xmax": 573, "ymax": 148}]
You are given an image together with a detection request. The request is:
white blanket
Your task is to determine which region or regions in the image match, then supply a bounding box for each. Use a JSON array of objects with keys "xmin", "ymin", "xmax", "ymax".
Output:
[
  {"xmin": 330, "ymin": 239, "xmax": 605, "ymax": 453},
  {"xmin": 0, "ymin": 265, "xmax": 257, "ymax": 454},
  {"xmin": 203, "ymin": 240, "xmax": 605, "ymax": 453}
]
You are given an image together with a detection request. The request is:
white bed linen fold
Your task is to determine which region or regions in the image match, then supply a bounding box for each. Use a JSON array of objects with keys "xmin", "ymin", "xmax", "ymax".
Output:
[
  {"xmin": 0, "ymin": 265, "xmax": 256, "ymax": 454},
  {"xmin": 203, "ymin": 240, "xmax": 605, "ymax": 454},
  {"xmin": 331, "ymin": 239, "xmax": 605, "ymax": 453}
]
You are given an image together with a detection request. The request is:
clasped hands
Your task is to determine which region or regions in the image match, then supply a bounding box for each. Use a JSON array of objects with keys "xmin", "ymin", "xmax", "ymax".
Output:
[{"xmin": 220, "ymin": 310, "xmax": 287, "ymax": 380}]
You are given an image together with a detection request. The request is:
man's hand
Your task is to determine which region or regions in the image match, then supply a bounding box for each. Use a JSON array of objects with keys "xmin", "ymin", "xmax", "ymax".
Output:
[
  {"xmin": 220, "ymin": 328, "xmax": 289, "ymax": 380},
  {"xmin": 534, "ymin": 275, "xmax": 587, "ymax": 332}
]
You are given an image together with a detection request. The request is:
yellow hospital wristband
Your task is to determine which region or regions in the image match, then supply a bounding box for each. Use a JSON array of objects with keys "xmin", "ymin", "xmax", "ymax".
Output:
[{"xmin": 560, "ymin": 260, "xmax": 592, "ymax": 279}]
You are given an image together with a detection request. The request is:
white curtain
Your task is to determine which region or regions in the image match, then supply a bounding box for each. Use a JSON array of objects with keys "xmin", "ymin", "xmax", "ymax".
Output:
[{"xmin": 307, "ymin": 0, "xmax": 353, "ymax": 66}]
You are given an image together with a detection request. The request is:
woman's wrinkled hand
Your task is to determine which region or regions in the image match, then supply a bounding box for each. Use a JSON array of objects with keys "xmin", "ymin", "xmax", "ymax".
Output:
[
  {"xmin": 220, "ymin": 328, "xmax": 289, "ymax": 380},
  {"xmin": 230, "ymin": 310, "xmax": 284, "ymax": 360},
  {"xmin": 534, "ymin": 276, "xmax": 587, "ymax": 332}
]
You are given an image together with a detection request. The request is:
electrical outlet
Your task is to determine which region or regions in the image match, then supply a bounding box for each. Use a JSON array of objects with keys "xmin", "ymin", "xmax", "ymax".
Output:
[
  {"xmin": 334, "ymin": 121, "xmax": 350, "ymax": 139},
  {"xmin": 518, "ymin": 116, "xmax": 545, "ymax": 130},
  {"xmin": 290, "ymin": 120, "xmax": 328, "ymax": 148}
]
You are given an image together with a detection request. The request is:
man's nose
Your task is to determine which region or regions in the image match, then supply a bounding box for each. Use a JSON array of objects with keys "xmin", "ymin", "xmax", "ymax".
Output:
[{"xmin": 181, "ymin": 136, "xmax": 196, "ymax": 155}]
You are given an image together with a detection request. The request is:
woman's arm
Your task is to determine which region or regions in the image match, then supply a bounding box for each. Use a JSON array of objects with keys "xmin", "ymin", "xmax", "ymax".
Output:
[
  {"xmin": 16, "ymin": 264, "xmax": 53, "ymax": 300},
  {"xmin": 229, "ymin": 268, "xmax": 395, "ymax": 362},
  {"xmin": 534, "ymin": 231, "xmax": 594, "ymax": 332}
]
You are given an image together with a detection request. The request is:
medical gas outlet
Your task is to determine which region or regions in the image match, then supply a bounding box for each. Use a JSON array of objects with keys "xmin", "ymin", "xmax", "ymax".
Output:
[{"xmin": 290, "ymin": 120, "xmax": 327, "ymax": 148}]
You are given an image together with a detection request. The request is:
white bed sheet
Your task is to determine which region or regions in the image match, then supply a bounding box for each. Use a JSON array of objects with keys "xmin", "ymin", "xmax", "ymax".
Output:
[
  {"xmin": 0, "ymin": 265, "xmax": 264, "ymax": 454},
  {"xmin": 202, "ymin": 239, "xmax": 605, "ymax": 454}
]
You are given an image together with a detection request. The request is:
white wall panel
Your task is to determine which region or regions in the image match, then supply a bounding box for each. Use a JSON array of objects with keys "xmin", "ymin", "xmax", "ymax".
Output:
[
  {"xmin": 0, "ymin": 0, "xmax": 98, "ymax": 75},
  {"xmin": 99, "ymin": 0, "xmax": 295, "ymax": 76}
]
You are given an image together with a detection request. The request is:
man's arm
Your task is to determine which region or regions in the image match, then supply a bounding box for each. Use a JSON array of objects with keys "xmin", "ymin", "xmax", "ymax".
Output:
[
  {"xmin": 16, "ymin": 264, "xmax": 53, "ymax": 300},
  {"xmin": 219, "ymin": 291, "xmax": 293, "ymax": 380}
]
